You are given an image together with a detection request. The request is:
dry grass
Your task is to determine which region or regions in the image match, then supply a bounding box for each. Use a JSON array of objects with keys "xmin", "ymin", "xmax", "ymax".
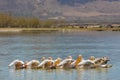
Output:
[{"xmin": 0, "ymin": 28, "xmax": 120, "ymax": 32}]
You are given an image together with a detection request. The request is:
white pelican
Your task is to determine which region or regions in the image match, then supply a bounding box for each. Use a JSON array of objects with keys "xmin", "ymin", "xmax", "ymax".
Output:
[
  {"xmin": 71, "ymin": 55, "xmax": 83, "ymax": 68},
  {"xmin": 51, "ymin": 57, "xmax": 62, "ymax": 69},
  {"xmin": 38, "ymin": 57, "xmax": 54, "ymax": 69},
  {"xmin": 26, "ymin": 60, "xmax": 40, "ymax": 69},
  {"xmin": 8, "ymin": 59, "xmax": 25, "ymax": 69},
  {"xmin": 77, "ymin": 56, "xmax": 111, "ymax": 69},
  {"xmin": 78, "ymin": 59, "xmax": 94, "ymax": 68},
  {"xmin": 57, "ymin": 56, "xmax": 74, "ymax": 69}
]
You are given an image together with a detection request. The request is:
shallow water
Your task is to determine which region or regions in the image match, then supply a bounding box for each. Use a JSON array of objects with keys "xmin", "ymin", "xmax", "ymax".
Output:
[{"xmin": 0, "ymin": 31, "xmax": 120, "ymax": 80}]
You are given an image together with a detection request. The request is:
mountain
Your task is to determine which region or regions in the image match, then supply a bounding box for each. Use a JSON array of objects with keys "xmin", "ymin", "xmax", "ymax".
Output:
[
  {"xmin": 58, "ymin": 0, "xmax": 120, "ymax": 5},
  {"xmin": 0, "ymin": 0, "xmax": 120, "ymax": 22}
]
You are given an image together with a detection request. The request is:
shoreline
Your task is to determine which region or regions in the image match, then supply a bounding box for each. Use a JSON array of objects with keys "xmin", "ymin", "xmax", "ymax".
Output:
[{"xmin": 0, "ymin": 28, "xmax": 120, "ymax": 32}]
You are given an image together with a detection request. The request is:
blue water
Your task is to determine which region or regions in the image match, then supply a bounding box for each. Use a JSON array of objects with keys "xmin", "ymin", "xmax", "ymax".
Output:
[{"xmin": 0, "ymin": 31, "xmax": 120, "ymax": 80}]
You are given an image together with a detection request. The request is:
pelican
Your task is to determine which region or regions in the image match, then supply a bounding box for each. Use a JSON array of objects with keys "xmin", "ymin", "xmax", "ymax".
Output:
[
  {"xmin": 51, "ymin": 57, "xmax": 62, "ymax": 69},
  {"xmin": 71, "ymin": 55, "xmax": 83, "ymax": 68},
  {"xmin": 100, "ymin": 57, "xmax": 110, "ymax": 65},
  {"xmin": 78, "ymin": 56, "xmax": 111, "ymax": 69},
  {"xmin": 25, "ymin": 60, "xmax": 40, "ymax": 69},
  {"xmin": 8, "ymin": 59, "xmax": 25, "ymax": 69},
  {"xmin": 91, "ymin": 57, "xmax": 111, "ymax": 68},
  {"xmin": 37, "ymin": 57, "xmax": 54, "ymax": 69},
  {"xmin": 57, "ymin": 56, "xmax": 74, "ymax": 69}
]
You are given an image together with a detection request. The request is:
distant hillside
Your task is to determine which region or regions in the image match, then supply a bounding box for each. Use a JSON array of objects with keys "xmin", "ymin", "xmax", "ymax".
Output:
[{"xmin": 0, "ymin": 0, "xmax": 120, "ymax": 23}]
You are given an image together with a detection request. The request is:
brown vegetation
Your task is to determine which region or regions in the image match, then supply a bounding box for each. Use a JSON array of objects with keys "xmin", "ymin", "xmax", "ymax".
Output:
[
  {"xmin": 0, "ymin": 12, "xmax": 120, "ymax": 32},
  {"xmin": 0, "ymin": 13, "xmax": 58, "ymax": 28}
]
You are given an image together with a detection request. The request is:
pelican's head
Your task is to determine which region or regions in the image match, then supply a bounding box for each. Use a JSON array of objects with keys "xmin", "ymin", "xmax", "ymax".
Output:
[
  {"xmin": 67, "ymin": 56, "xmax": 72, "ymax": 59},
  {"xmin": 56, "ymin": 57, "xmax": 62, "ymax": 62},
  {"xmin": 78, "ymin": 55, "xmax": 82, "ymax": 59},
  {"xmin": 48, "ymin": 57, "xmax": 53, "ymax": 60},
  {"xmin": 102, "ymin": 57, "xmax": 110, "ymax": 61},
  {"xmin": 89, "ymin": 56, "xmax": 95, "ymax": 61},
  {"xmin": 41, "ymin": 57, "xmax": 46, "ymax": 61}
]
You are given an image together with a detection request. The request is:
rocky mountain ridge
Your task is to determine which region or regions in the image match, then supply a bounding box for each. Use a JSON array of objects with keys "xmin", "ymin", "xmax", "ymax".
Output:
[{"xmin": 0, "ymin": 0, "xmax": 120, "ymax": 22}]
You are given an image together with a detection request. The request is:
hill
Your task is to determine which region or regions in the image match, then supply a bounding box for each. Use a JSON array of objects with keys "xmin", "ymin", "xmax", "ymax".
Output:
[{"xmin": 0, "ymin": 0, "xmax": 120, "ymax": 22}]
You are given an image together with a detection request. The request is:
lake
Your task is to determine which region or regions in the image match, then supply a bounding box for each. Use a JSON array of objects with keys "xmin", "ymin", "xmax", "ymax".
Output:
[{"xmin": 0, "ymin": 31, "xmax": 120, "ymax": 80}]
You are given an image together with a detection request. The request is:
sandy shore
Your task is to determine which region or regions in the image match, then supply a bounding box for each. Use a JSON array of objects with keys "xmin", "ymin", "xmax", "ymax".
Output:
[{"xmin": 0, "ymin": 28, "xmax": 120, "ymax": 32}]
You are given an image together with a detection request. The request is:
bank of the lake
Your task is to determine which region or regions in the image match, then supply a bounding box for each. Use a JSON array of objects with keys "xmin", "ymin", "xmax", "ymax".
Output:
[{"xmin": 0, "ymin": 28, "xmax": 120, "ymax": 32}]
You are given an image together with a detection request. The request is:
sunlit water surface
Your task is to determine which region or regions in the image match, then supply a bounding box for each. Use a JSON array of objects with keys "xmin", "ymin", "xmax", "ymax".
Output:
[{"xmin": 0, "ymin": 31, "xmax": 120, "ymax": 80}]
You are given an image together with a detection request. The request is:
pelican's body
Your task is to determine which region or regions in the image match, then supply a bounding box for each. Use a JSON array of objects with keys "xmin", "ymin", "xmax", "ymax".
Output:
[
  {"xmin": 26, "ymin": 60, "xmax": 40, "ymax": 69},
  {"xmin": 58, "ymin": 56, "xmax": 74, "ymax": 69},
  {"xmin": 38, "ymin": 59, "xmax": 54, "ymax": 69},
  {"xmin": 77, "ymin": 59, "xmax": 94, "ymax": 68}
]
